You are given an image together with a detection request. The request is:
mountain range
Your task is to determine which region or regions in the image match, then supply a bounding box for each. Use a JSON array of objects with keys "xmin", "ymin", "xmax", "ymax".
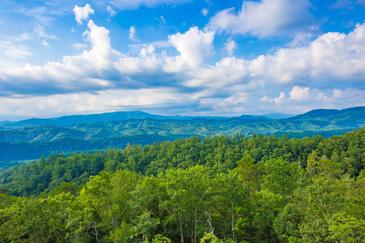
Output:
[{"xmin": 0, "ymin": 107, "xmax": 364, "ymax": 167}]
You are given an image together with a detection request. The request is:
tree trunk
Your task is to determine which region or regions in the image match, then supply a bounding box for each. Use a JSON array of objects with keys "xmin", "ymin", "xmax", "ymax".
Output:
[
  {"xmin": 194, "ymin": 208, "xmax": 197, "ymax": 243},
  {"xmin": 178, "ymin": 208, "xmax": 184, "ymax": 243},
  {"xmin": 231, "ymin": 202, "xmax": 235, "ymax": 242},
  {"xmin": 93, "ymin": 224, "xmax": 100, "ymax": 243}
]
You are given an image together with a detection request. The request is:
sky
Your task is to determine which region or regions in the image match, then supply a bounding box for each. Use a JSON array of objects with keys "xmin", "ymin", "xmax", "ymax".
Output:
[{"xmin": 0, "ymin": 0, "xmax": 365, "ymax": 120}]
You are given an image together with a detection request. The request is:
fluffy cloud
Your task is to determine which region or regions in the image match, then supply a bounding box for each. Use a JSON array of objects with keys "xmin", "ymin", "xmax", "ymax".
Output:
[
  {"xmin": 0, "ymin": 88, "xmax": 197, "ymax": 120},
  {"xmin": 0, "ymin": 20, "xmax": 114, "ymax": 96},
  {"xmin": 116, "ymin": 26, "xmax": 215, "ymax": 77},
  {"xmin": 168, "ymin": 27, "xmax": 215, "ymax": 68},
  {"xmin": 208, "ymin": 0, "xmax": 313, "ymax": 37},
  {"xmin": 73, "ymin": 4, "xmax": 95, "ymax": 24},
  {"xmin": 289, "ymin": 86, "xmax": 310, "ymax": 101},
  {"xmin": 1, "ymin": 15, "xmax": 365, "ymax": 117},
  {"xmin": 186, "ymin": 57, "xmax": 248, "ymax": 89},
  {"xmin": 115, "ymin": 45, "xmax": 164, "ymax": 79},
  {"xmin": 248, "ymin": 23, "xmax": 365, "ymax": 86},
  {"xmin": 261, "ymin": 87, "xmax": 365, "ymax": 114}
]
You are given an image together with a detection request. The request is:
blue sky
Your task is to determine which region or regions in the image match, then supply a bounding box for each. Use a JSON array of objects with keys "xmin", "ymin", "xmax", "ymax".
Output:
[{"xmin": 0, "ymin": 0, "xmax": 365, "ymax": 119}]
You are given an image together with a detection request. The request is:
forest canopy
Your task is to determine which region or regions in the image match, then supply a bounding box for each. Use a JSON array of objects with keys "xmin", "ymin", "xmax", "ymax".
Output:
[{"xmin": 0, "ymin": 128, "xmax": 364, "ymax": 242}]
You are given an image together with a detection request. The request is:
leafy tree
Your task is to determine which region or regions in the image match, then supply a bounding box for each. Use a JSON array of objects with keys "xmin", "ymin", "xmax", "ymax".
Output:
[
  {"xmin": 327, "ymin": 212, "xmax": 365, "ymax": 242},
  {"xmin": 0, "ymin": 128, "xmax": 364, "ymax": 242}
]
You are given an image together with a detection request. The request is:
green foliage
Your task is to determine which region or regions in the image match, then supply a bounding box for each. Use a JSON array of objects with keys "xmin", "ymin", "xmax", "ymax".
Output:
[
  {"xmin": 0, "ymin": 128, "xmax": 364, "ymax": 242},
  {"xmin": 152, "ymin": 234, "xmax": 172, "ymax": 243},
  {"xmin": 327, "ymin": 212, "xmax": 365, "ymax": 242},
  {"xmin": 1, "ymin": 106, "xmax": 364, "ymax": 164},
  {"xmin": 200, "ymin": 232, "xmax": 224, "ymax": 243}
]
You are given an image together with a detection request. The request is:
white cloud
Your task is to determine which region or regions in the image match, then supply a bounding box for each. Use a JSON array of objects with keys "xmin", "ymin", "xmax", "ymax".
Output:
[
  {"xmin": 33, "ymin": 25, "xmax": 59, "ymax": 47},
  {"xmin": 208, "ymin": 0, "xmax": 313, "ymax": 37},
  {"xmin": 201, "ymin": 8, "xmax": 209, "ymax": 17},
  {"xmin": 0, "ymin": 20, "xmax": 114, "ymax": 95},
  {"xmin": 73, "ymin": 4, "xmax": 95, "ymax": 24},
  {"xmin": 15, "ymin": 33, "xmax": 32, "ymax": 42},
  {"xmin": 34, "ymin": 25, "xmax": 59, "ymax": 40},
  {"xmin": 115, "ymin": 45, "xmax": 162, "ymax": 75},
  {"xmin": 73, "ymin": 43, "xmax": 88, "ymax": 50},
  {"xmin": 289, "ymin": 86, "xmax": 310, "ymax": 101},
  {"xmin": 186, "ymin": 57, "xmax": 248, "ymax": 89},
  {"xmin": 128, "ymin": 26, "xmax": 139, "ymax": 42},
  {"xmin": 225, "ymin": 40, "xmax": 237, "ymax": 56},
  {"xmin": 158, "ymin": 16, "xmax": 167, "ymax": 25},
  {"xmin": 259, "ymin": 87, "xmax": 365, "ymax": 114},
  {"xmin": 0, "ymin": 88, "xmax": 196, "ymax": 120},
  {"xmin": 1, "ymin": 18, "xmax": 365, "ymax": 117},
  {"xmin": 18, "ymin": 5, "xmax": 69, "ymax": 25},
  {"xmin": 41, "ymin": 40, "xmax": 49, "ymax": 47},
  {"xmin": 261, "ymin": 92, "xmax": 286, "ymax": 105},
  {"xmin": 247, "ymin": 23, "xmax": 365, "ymax": 86},
  {"xmin": 106, "ymin": 6, "xmax": 116, "ymax": 17},
  {"xmin": 0, "ymin": 41, "xmax": 31, "ymax": 59},
  {"xmin": 167, "ymin": 26, "xmax": 215, "ymax": 69},
  {"xmin": 115, "ymin": 26, "xmax": 215, "ymax": 76}
]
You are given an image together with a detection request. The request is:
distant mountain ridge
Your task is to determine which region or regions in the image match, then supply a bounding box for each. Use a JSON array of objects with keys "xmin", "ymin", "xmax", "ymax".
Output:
[
  {"xmin": 0, "ymin": 107, "xmax": 364, "ymax": 167},
  {"xmin": 289, "ymin": 107, "xmax": 365, "ymax": 121},
  {"xmin": 0, "ymin": 111, "xmax": 164, "ymax": 127},
  {"xmin": 0, "ymin": 111, "xmax": 280, "ymax": 128}
]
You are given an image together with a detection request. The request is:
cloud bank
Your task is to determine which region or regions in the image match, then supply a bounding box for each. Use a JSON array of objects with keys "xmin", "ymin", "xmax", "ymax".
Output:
[
  {"xmin": 209, "ymin": 0, "xmax": 313, "ymax": 37},
  {"xmin": 0, "ymin": 2, "xmax": 364, "ymax": 119}
]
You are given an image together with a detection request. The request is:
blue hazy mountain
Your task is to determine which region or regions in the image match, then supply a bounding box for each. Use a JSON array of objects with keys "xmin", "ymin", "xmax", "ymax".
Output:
[
  {"xmin": 0, "ymin": 107, "xmax": 364, "ymax": 167},
  {"xmin": 1, "ymin": 111, "xmax": 164, "ymax": 127}
]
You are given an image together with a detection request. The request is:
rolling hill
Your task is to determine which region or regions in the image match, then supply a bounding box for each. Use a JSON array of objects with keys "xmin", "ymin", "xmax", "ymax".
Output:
[{"xmin": 0, "ymin": 107, "xmax": 364, "ymax": 167}]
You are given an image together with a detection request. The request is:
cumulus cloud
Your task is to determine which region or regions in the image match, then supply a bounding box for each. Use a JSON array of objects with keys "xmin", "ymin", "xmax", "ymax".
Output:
[
  {"xmin": 0, "ymin": 20, "xmax": 114, "ymax": 96},
  {"xmin": 1, "ymin": 17, "xmax": 365, "ymax": 117},
  {"xmin": 115, "ymin": 45, "xmax": 164, "ymax": 79},
  {"xmin": 289, "ymin": 86, "xmax": 310, "ymax": 101},
  {"xmin": 260, "ymin": 87, "xmax": 365, "ymax": 114},
  {"xmin": 73, "ymin": 4, "xmax": 95, "ymax": 24},
  {"xmin": 168, "ymin": 27, "xmax": 215, "ymax": 68},
  {"xmin": 185, "ymin": 57, "xmax": 248, "ymax": 89},
  {"xmin": 116, "ymin": 26, "xmax": 215, "ymax": 75},
  {"xmin": 247, "ymin": 23, "xmax": 365, "ymax": 86},
  {"xmin": 208, "ymin": 0, "xmax": 313, "ymax": 37}
]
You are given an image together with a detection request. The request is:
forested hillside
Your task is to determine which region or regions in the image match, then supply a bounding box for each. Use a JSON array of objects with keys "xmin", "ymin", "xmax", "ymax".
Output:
[
  {"xmin": 0, "ymin": 107, "xmax": 364, "ymax": 166},
  {"xmin": 0, "ymin": 128, "xmax": 364, "ymax": 242}
]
